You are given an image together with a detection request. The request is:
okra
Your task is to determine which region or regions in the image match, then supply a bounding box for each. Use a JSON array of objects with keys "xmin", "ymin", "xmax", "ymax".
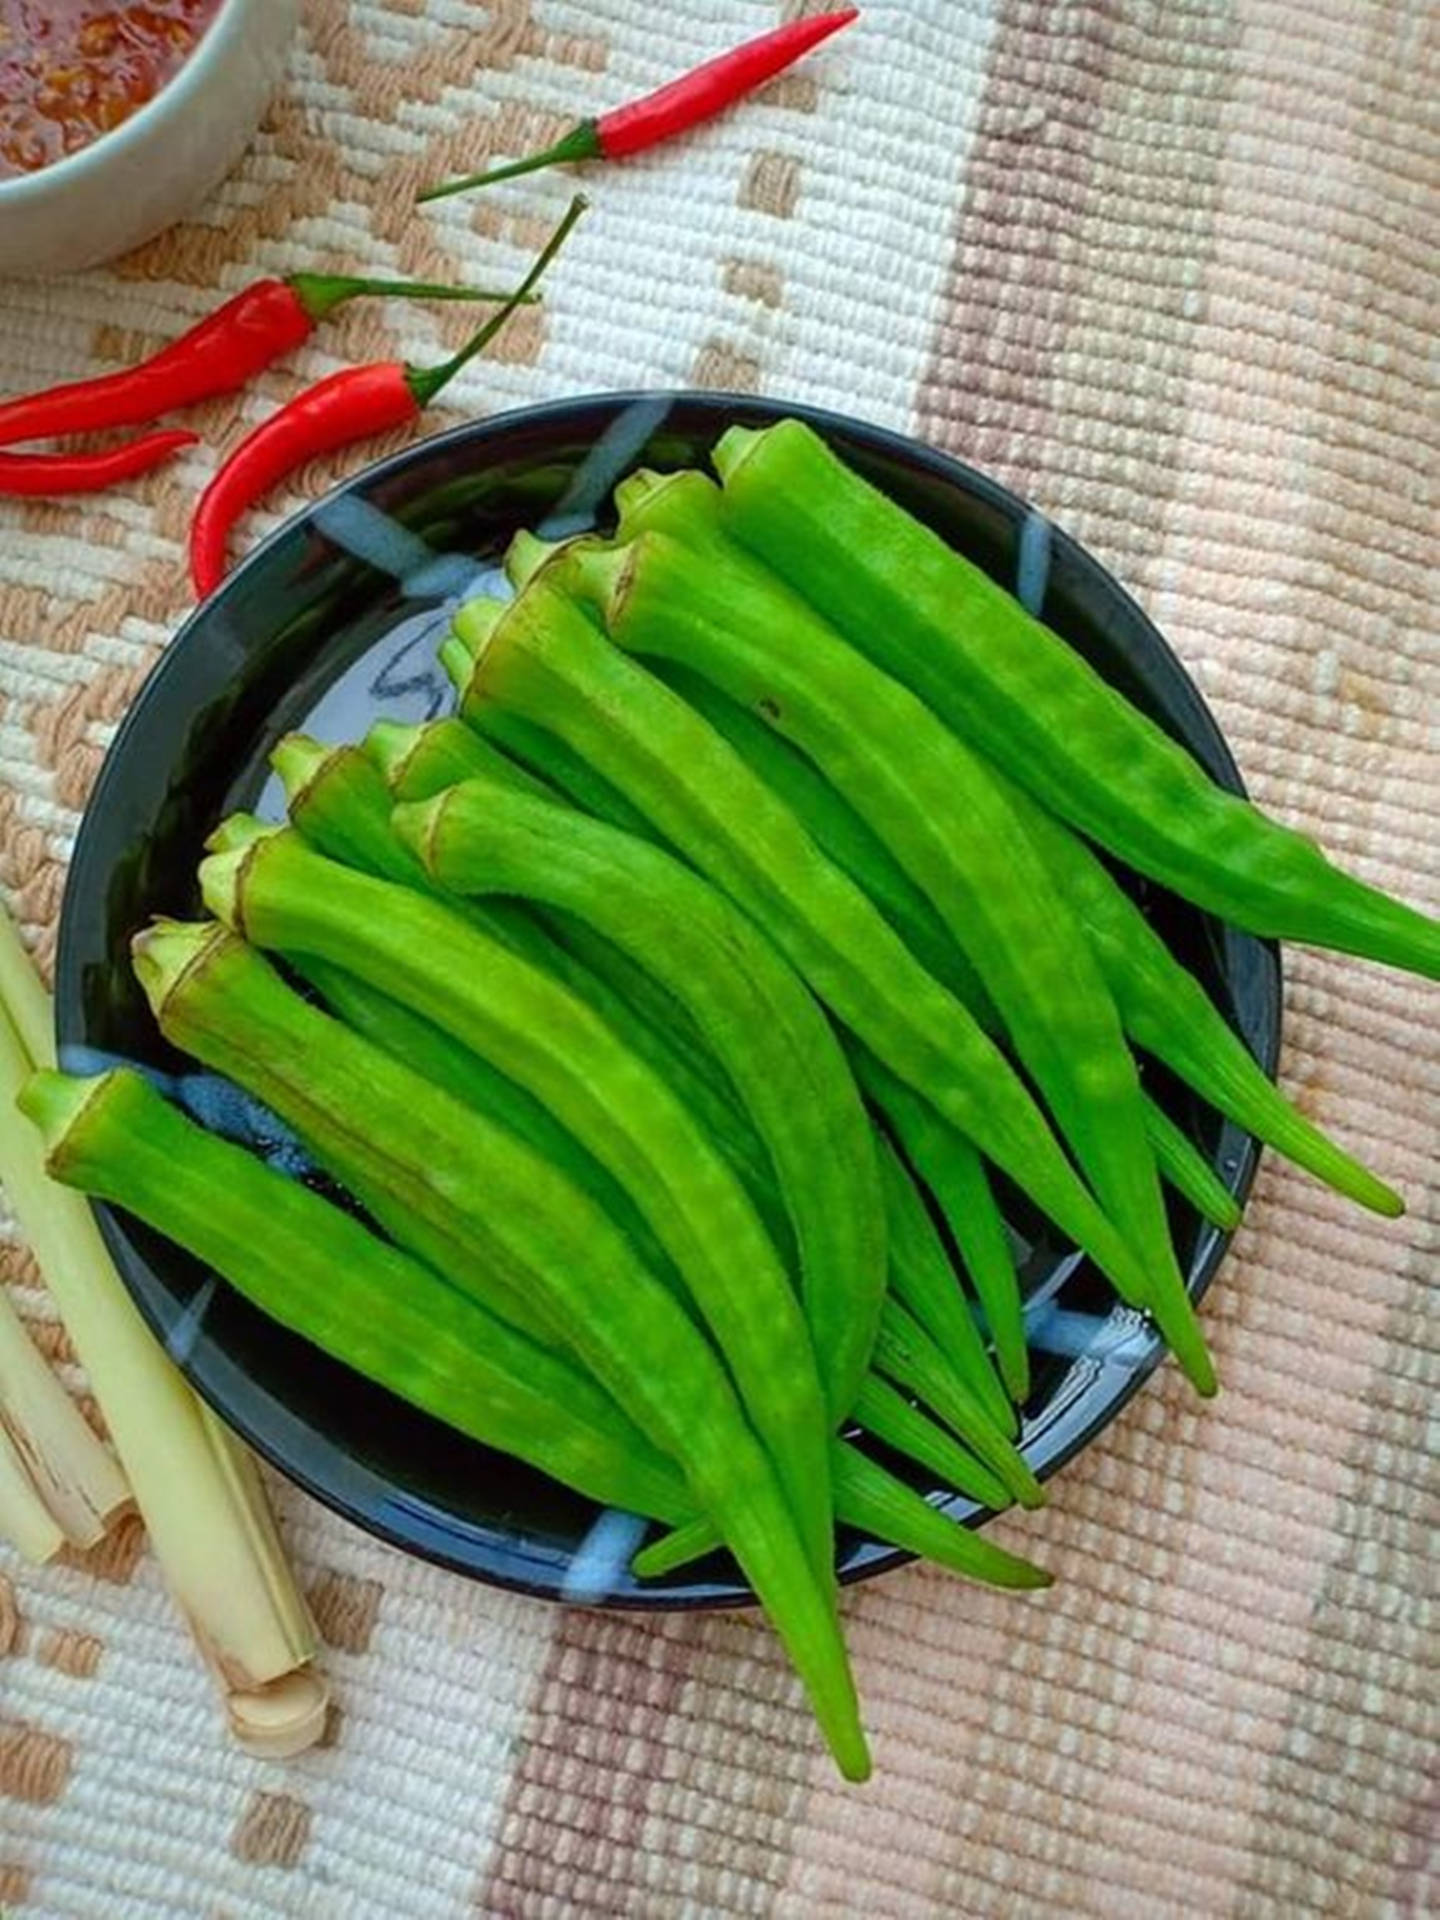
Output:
[
  {"xmin": 637, "ymin": 660, "xmax": 1243, "ymax": 1233},
  {"xmin": 395, "ymin": 774, "xmax": 888, "ymax": 1423},
  {"xmin": 197, "ymin": 833, "xmax": 838, "ymax": 1587},
  {"xmin": 24, "ymin": 1066, "xmax": 691, "ymax": 1524},
  {"xmin": 711, "ymin": 419, "xmax": 1440, "ymax": 983},
  {"xmin": 366, "ymin": 716, "xmax": 552, "ymax": 804},
  {"xmin": 314, "ymin": 897, "xmax": 1029, "ymax": 1519},
  {"xmin": 579, "ymin": 529, "xmax": 1213, "ymax": 1395},
  {"xmin": 276, "ymin": 738, "xmax": 785, "ymax": 1252},
  {"xmin": 633, "ymin": 1445, "xmax": 1050, "ymax": 1592},
  {"xmin": 873, "ymin": 1300, "xmax": 1043, "ymax": 1511},
  {"xmin": 651, "ymin": 655, "xmax": 983, "ymax": 1007},
  {"xmin": 32, "ymin": 1062, "xmax": 1042, "ymax": 1621},
  {"xmin": 440, "ymin": 580, "xmax": 1179, "ymax": 1383},
  {"xmin": 851, "ymin": 1373, "xmax": 1010, "ymax": 1512},
  {"xmin": 298, "ymin": 959, "xmax": 680, "ymax": 1288},
  {"xmin": 874, "ymin": 1135, "xmax": 1017, "ymax": 1438},
  {"xmin": 856, "ymin": 1049, "xmax": 1028, "ymax": 1405},
  {"xmin": 1139, "ymin": 1100, "xmax": 1243, "ymax": 1234},
  {"xmin": 135, "ymin": 923, "xmax": 866, "ymax": 1778},
  {"xmin": 308, "ymin": 968, "xmax": 1044, "ymax": 1567},
  {"xmin": 1002, "ymin": 784, "xmax": 1406, "ymax": 1219}
]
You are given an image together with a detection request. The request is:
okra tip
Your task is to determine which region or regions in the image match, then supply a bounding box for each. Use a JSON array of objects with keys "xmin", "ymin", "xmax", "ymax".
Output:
[
  {"xmin": 362, "ymin": 718, "xmax": 428, "ymax": 789},
  {"xmin": 449, "ymin": 595, "xmax": 507, "ymax": 656},
  {"xmin": 131, "ymin": 917, "xmax": 231, "ymax": 1010},
  {"xmin": 14, "ymin": 1064, "xmax": 106, "ymax": 1145},
  {"xmin": 269, "ymin": 733, "xmax": 342, "ymax": 804},
  {"xmin": 709, "ymin": 422, "xmax": 769, "ymax": 484},
  {"xmin": 205, "ymin": 812, "xmax": 276, "ymax": 857},
  {"xmin": 504, "ymin": 527, "xmax": 567, "ymax": 591}
]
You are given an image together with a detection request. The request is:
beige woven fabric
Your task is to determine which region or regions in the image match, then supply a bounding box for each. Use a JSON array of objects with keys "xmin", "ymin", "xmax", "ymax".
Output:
[{"xmin": 1, "ymin": 2, "xmax": 1435, "ymax": 1913}]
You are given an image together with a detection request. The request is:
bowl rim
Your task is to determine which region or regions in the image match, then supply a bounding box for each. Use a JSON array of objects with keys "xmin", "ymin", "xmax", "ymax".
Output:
[
  {"xmin": 56, "ymin": 388, "xmax": 1281, "ymax": 1609},
  {"xmin": 0, "ymin": 0, "xmax": 257, "ymax": 206}
]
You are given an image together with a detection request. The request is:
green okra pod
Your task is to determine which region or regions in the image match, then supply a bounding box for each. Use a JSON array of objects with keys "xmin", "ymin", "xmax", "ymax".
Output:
[
  {"xmin": 850, "ymin": 1373, "xmax": 1010, "ymax": 1513},
  {"xmin": 874, "ymin": 1135, "xmax": 1017, "ymax": 1438},
  {"xmin": 314, "ymin": 902, "xmax": 1029, "ymax": 1519},
  {"xmin": 21, "ymin": 1066, "xmax": 691, "ymax": 1525},
  {"xmin": 650, "ymin": 653, "xmax": 984, "ymax": 1008},
  {"xmin": 635, "ymin": 658, "xmax": 1244, "ymax": 1234},
  {"xmin": 873, "ymin": 1300, "xmax": 1043, "ymax": 1511},
  {"xmin": 858, "ymin": 1050, "xmax": 1028, "ymax": 1407},
  {"xmin": 577, "ymin": 528, "xmax": 1213, "ymax": 1396},
  {"xmin": 297, "ymin": 959, "xmax": 680, "ymax": 1288},
  {"xmin": 395, "ymin": 773, "xmax": 888, "ymax": 1425},
  {"xmin": 134, "ymin": 922, "xmax": 866, "ymax": 1779},
  {"xmin": 366, "ymin": 716, "xmax": 552, "ymax": 804},
  {"xmin": 304, "ymin": 732, "xmax": 776, "ymax": 1217},
  {"xmin": 440, "ymin": 580, "xmax": 1181, "ymax": 1389},
  {"xmin": 289, "ymin": 740, "xmax": 787, "ymax": 1260},
  {"xmin": 632, "ymin": 1445, "xmax": 1050, "ymax": 1591},
  {"xmin": 304, "ymin": 962, "xmax": 1039, "ymax": 1574},
  {"xmin": 1139, "ymin": 1100, "xmax": 1243, "ymax": 1234},
  {"xmin": 710, "ymin": 419, "xmax": 1440, "ymax": 984},
  {"xmin": 197, "ymin": 832, "xmax": 838, "ymax": 1589},
  {"xmin": 1001, "ymin": 786, "xmax": 1406, "ymax": 1220},
  {"xmin": 52, "ymin": 999, "xmax": 1034, "ymax": 1613}
]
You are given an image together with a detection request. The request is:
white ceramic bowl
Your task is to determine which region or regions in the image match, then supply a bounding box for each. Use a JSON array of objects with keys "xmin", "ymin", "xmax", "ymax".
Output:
[{"xmin": 0, "ymin": 0, "xmax": 300, "ymax": 279}]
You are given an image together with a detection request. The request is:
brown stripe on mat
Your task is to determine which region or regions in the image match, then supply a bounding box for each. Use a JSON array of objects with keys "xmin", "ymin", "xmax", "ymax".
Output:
[
  {"xmin": 1238, "ymin": 1197, "xmax": 1438, "ymax": 1918},
  {"xmin": 1186, "ymin": 3, "xmax": 1439, "ymax": 1910},
  {"xmin": 913, "ymin": 0, "xmax": 1124, "ymax": 502},
  {"xmin": 476, "ymin": 1602, "xmax": 817, "ymax": 1916},
  {"xmin": 916, "ymin": 0, "xmax": 1239, "ymax": 598}
]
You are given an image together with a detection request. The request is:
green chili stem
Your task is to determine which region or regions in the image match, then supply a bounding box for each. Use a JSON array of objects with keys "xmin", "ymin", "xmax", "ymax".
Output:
[{"xmin": 417, "ymin": 123, "xmax": 603, "ymax": 203}]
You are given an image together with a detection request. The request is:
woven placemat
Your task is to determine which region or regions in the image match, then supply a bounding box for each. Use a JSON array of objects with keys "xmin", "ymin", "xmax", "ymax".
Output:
[{"xmin": 1, "ymin": 3, "xmax": 1435, "ymax": 1914}]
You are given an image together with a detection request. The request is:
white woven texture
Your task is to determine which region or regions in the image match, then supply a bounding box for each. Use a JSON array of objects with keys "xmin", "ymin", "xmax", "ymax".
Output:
[{"xmin": 1, "ymin": 2, "xmax": 1435, "ymax": 1915}]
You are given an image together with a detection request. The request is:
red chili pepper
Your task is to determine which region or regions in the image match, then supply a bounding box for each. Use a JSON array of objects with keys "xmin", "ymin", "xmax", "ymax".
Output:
[
  {"xmin": 189, "ymin": 198, "xmax": 586, "ymax": 601},
  {"xmin": 0, "ymin": 274, "xmax": 534, "ymax": 452},
  {"xmin": 0, "ymin": 430, "xmax": 197, "ymax": 498},
  {"xmin": 418, "ymin": 9, "xmax": 859, "ymax": 201}
]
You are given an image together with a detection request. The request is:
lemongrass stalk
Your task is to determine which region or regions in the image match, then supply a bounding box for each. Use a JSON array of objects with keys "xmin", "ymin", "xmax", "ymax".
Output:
[
  {"xmin": 0, "ymin": 1278, "xmax": 129, "ymax": 1547},
  {"xmin": 0, "ymin": 900, "xmax": 52, "ymax": 1066},
  {"xmin": 0, "ymin": 999, "xmax": 324, "ymax": 1749},
  {"xmin": 0, "ymin": 1420, "xmax": 64, "ymax": 1563}
]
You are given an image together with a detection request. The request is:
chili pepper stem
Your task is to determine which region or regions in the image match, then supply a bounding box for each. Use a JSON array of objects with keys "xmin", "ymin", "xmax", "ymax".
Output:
[
  {"xmin": 288, "ymin": 273, "xmax": 540, "ymax": 320},
  {"xmin": 417, "ymin": 124, "xmax": 602, "ymax": 203},
  {"xmin": 407, "ymin": 196, "xmax": 587, "ymax": 408}
]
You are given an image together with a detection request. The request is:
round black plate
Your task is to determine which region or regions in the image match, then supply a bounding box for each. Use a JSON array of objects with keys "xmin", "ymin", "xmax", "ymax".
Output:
[{"xmin": 55, "ymin": 392, "xmax": 1280, "ymax": 1608}]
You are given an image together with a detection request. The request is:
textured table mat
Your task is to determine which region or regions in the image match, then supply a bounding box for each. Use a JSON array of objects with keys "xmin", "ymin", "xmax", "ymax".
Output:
[{"xmin": 1, "ymin": 2, "xmax": 1436, "ymax": 1914}]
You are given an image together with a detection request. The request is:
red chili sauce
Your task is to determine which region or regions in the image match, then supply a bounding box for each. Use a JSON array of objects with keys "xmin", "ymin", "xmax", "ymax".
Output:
[{"xmin": 0, "ymin": 1, "xmax": 223, "ymax": 180}]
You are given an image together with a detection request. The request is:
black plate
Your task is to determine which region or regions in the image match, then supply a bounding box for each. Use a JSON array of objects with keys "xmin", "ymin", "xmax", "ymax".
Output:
[{"xmin": 55, "ymin": 392, "xmax": 1280, "ymax": 1608}]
